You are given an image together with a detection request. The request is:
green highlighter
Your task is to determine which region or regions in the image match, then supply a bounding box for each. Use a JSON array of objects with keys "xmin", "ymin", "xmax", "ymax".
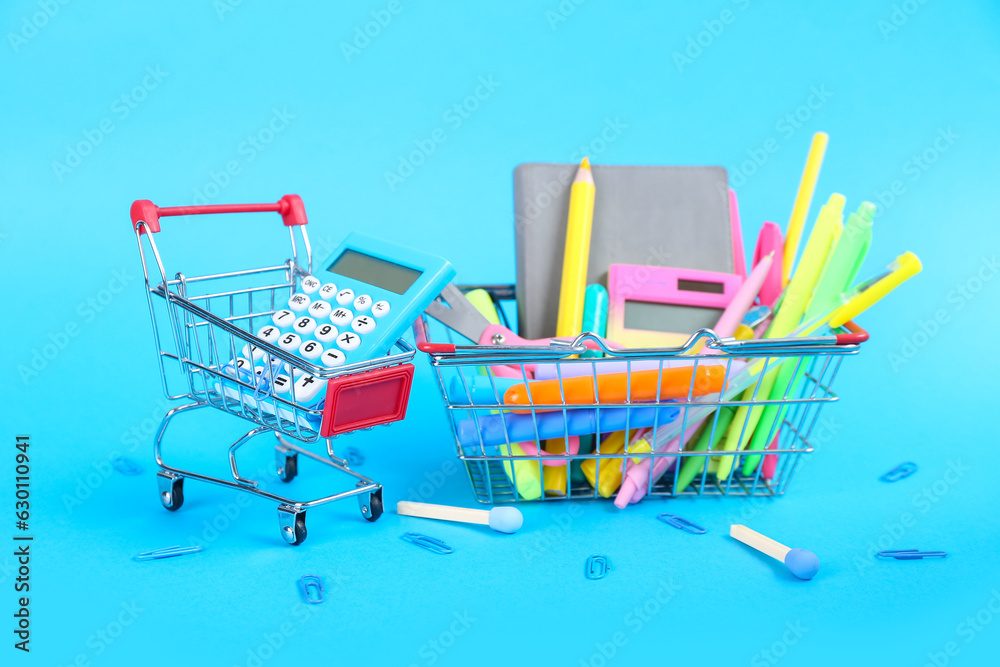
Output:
[
  {"xmin": 742, "ymin": 202, "xmax": 875, "ymax": 475},
  {"xmin": 675, "ymin": 407, "xmax": 736, "ymax": 493}
]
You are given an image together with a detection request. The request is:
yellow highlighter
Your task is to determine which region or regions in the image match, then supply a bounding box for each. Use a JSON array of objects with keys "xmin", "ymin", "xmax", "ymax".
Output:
[
  {"xmin": 581, "ymin": 430, "xmax": 645, "ymax": 498},
  {"xmin": 500, "ymin": 442, "xmax": 542, "ymax": 500},
  {"xmin": 715, "ymin": 193, "xmax": 845, "ymax": 481},
  {"xmin": 783, "ymin": 132, "xmax": 829, "ymax": 288},
  {"xmin": 555, "ymin": 157, "xmax": 597, "ymax": 338},
  {"xmin": 829, "ymin": 252, "xmax": 922, "ymax": 327}
]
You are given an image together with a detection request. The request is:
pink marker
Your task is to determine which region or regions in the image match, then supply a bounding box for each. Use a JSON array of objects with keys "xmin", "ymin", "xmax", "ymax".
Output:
[
  {"xmin": 615, "ymin": 419, "xmax": 704, "ymax": 508},
  {"xmin": 752, "ymin": 222, "xmax": 784, "ymax": 308},
  {"xmin": 729, "ymin": 189, "xmax": 747, "ymax": 278},
  {"xmin": 713, "ymin": 251, "xmax": 773, "ymax": 339}
]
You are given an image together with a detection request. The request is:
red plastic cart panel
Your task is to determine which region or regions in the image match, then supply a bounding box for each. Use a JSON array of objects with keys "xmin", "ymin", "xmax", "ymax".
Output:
[{"xmin": 320, "ymin": 364, "xmax": 414, "ymax": 437}]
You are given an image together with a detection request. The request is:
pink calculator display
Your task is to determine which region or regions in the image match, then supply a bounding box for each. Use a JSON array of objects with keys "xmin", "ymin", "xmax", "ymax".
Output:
[{"xmin": 606, "ymin": 264, "xmax": 744, "ymax": 347}]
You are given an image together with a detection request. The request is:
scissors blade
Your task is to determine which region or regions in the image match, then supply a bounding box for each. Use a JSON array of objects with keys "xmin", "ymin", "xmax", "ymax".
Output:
[{"xmin": 423, "ymin": 283, "xmax": 490, "ymax": 342}]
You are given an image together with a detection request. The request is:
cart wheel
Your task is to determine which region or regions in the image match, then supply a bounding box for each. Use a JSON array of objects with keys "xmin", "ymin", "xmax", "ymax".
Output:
[
  {"xmin": 277, "ymin": 451, "xmax": 298, "ymax": 483},
  {"xmin": 156, "ymin": 472, "xmax": 184, "ymax": 512},
  {"xmin": 277, "ymin": 505, "xmax": 307, "ymax": 546},
  {"xmin": 358, "ymin": 485, "xmax": 383, "ymax": 522}
]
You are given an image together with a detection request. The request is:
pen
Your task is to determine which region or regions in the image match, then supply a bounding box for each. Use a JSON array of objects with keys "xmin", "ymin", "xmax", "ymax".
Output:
[
  {"xmin": 783, "ymin": 132, "xmax": 828, "ymax": 288},
  {"xmin": 713, "ymin": 252, "xmax": 774, "ymax": 338},
  {"xmin": 715, "ymin": 193, "xmax": 844, "ymax": 480},
  {"xmin": 555, "ymin": 158, "xmax": 597, "ymax": 338}
]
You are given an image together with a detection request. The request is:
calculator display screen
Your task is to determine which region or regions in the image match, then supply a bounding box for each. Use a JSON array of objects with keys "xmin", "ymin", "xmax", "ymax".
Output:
[
  {"xmin": 326, "ymin": 249, "xmax": 422, "ymax": 295},
  {"xmin": 623, "ymin": 299, "xmax": 724, "ymax": 335}
]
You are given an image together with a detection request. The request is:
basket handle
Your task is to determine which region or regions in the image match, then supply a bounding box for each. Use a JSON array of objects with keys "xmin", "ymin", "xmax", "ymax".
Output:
[{"xmin": 130, "ymin": 195, "xmax": 308, "ymax": 234}]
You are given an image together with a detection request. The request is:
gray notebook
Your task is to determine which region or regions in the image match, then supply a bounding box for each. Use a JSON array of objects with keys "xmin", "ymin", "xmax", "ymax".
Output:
[{"xmin": 513, "ymin": 163, "xmax": 734, "ymax": 339}]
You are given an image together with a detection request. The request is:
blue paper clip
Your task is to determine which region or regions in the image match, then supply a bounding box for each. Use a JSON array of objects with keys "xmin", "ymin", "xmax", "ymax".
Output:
[
  {"xmin": 112, "ymin": 456, "xmax": 143, "ymax": 476},
  {"xmin": 299, "ymin": 575, "xmax": 325, "ymax": 604},
  {"xmin": 880, "ymin": 462, "xmax": 917, "ymax": 482},
  {"xmin": 344, "ymin": 447, "xmax": 364, "ymax": 466},
  {"xmin": 132, "ymin": 545, "xmax": 203, "ymax": 562},
  {"xmin": 401, "ymin": 532, "xmax": 453, "ymax": 554},
  {"xmin": 585, "ymin": 555, "xmax": 610, "ymax": 580},
  {"xmin": 657, "ymin": 513, "xmax": 707, "ymax": 534},
  {"xmin": 877, "ymin": 549, "xmax": 947, "ymax": 560}
]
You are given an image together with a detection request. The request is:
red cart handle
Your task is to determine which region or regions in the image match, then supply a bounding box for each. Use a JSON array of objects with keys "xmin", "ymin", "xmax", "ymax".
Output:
[{"xmin": 130, "ymin": 195, "xmax": 308, "ymax": 234}]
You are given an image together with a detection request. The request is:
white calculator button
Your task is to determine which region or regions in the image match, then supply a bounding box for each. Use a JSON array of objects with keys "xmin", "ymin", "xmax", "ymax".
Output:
[
  {"xmin": 293, "ymin": 316, "xmax": 317, "ymax": 335},
  {"xmin": 242, "ymin": 343, "xmax": 267, "ymax": 363},
  {"xmin": 300, "ymin": 276, "xmax": 321, "ymax": 294},
  {"xmin": 271, "ymin": 374, "xmax": 292, "ymax": 395},
  {"xmin": 336, "ymin": 331, "xmax": 361, "ymax": 351},
  {"xmin": 314, "ymin": 323, "xmax": 339, "ymax": 343},
  {"xmin": 272, "ymin": 309, "xmax": 296, "ymax": 328},
  {"xmin": 353, "ymin": 294, "xmax": 372, "ymax": 311},
  {"xmin": 293, "ymin": 375, "xmax": 323, "ymax": 403},
  {"xmin": 278, "ymin": 332, "xmax": 302, "ymax": 351},
  {"xmin": 330, "ymin": 308, "xmax": 353, "ymax": 326},
  {"xmin": 351, "ymin": 316, "xmax": 376, "ymax": 334},
  {"xmin": 257, "ymin": 325, "xmax": 281, "ymax": 343},
  {"xmin": 288, "ymin": 293, "xmax": 311, "ymax": 312},
  {"xmin": 371, "ymin": 300, "xmax": 390, "ymax": 318},
  {"xmin": 318, "ymin": 283, "xmax": 338, "ymax": 300},
  {"xmin": 298, "ymin": 340, "xmax": 324, "ymax": 360},
  {"xmin": 320, "ymin": 349, "xmax": 346, "ymax": 367},
  {"xmin": 227, "ymin": 358, "xmax": 252, "ymax": 376},
  {"xmin": 336, "ymin": 288, "xmax": 355, "ymax": 305},
  {"xmin": 308, "ymin": 300, "xmax": 332, "ymax": 320}
]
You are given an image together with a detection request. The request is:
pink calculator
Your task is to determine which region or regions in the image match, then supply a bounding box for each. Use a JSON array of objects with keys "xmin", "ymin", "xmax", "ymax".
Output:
[{"xmin": 606, "ymin": 264, "xmax": 743, "ymax": 347}]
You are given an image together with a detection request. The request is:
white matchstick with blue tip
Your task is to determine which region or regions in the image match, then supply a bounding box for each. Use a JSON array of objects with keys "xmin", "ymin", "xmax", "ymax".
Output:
[
  {"xmin": 730, "ymin": 524, "xmax": 819, "ymax": 580},
  {"xmin": 397, "ymin": 501, "xmax": 523, "ymax": 534}
]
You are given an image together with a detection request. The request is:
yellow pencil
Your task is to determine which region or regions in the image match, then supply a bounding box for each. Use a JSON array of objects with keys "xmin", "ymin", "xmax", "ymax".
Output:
[
  {"xmin": 555, "ymin": 157, "xmax": 597, "ymax": 338},
  {"xmin": 783, "ymin": 132, "xmax": 828, "ymax": 288}
]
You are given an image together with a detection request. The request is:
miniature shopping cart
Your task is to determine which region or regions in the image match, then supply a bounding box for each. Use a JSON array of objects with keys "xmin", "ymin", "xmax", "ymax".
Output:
[
  {"xmin": 130, "ymin": 196, "xmax": 416, "ymax": 545},
  {"xmin": 416, "ymin": 285, "xmax": 868, "ymax": 505}
]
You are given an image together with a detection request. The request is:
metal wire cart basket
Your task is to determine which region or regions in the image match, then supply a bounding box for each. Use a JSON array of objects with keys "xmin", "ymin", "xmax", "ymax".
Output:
[
  {"xmin": 416, "ymin": 285, "xmax": 868, "ymax": 505},
  {"xmin": 130, "ymin": 196, "xmax": 416, "ymax": 544}
]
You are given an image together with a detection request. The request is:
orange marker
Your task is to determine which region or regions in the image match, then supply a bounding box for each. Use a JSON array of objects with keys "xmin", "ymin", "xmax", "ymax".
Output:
[{"xmin": 504, "ymin": 366, "xmax": 726, "ymax": 413}]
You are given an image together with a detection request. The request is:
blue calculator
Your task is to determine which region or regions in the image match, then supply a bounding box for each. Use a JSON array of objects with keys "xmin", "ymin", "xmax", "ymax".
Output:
[{"xmin": 264, "ymin": 232, "xmax": 455, "ymax": 370}]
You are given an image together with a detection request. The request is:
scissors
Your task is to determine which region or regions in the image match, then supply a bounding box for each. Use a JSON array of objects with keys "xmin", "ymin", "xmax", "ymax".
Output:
[{"xmin": 424, "ymin": 284, "xmax": 614, "ymax": 377}]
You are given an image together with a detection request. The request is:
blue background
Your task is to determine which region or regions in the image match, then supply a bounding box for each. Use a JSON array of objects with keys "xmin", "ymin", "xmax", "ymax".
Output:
[{"xmin": 2, "ymin": 1, "xmax": 999, "ymax": 665}]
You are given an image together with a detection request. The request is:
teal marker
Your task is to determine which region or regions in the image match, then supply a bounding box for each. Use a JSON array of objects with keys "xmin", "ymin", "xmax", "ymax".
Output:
[{"xmin": 580, "ymin": 284, "xmax": 608, "ymax": 358}]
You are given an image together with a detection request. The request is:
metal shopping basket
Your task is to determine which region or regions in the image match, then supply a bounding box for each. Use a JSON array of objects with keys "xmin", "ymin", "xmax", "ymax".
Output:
[
  {"xmin": 415, "ymin": 285, "xmax": 868, "ymax": 505},
  {"xmin": 130, "ymin": 196, "xmax": 416, "ymax": 544}
]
